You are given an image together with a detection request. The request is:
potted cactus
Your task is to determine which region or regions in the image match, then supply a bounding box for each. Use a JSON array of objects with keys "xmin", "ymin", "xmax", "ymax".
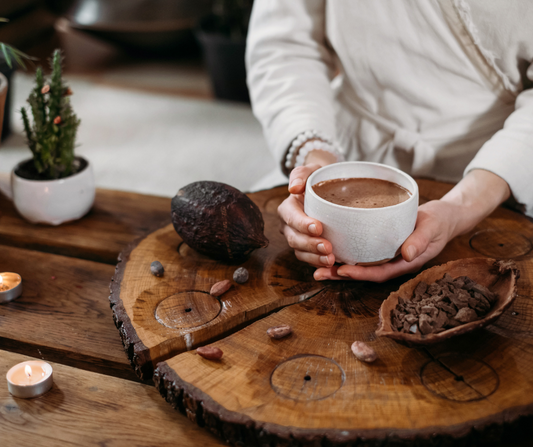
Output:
[{"xmin": 11, "ymin": 49, "xmax": 95, "ymax": 225}]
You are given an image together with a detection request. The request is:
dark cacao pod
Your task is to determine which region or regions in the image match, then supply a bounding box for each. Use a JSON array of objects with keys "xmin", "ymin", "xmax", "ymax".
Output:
[{"xmin": 171, "ymin": 181, "xmax": 269, "ymax": 261}]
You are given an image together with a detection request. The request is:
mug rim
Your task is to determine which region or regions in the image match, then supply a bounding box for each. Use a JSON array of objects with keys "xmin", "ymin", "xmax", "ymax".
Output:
[{"xmin": 306, "ymin": 161, "xmax": 418, "ymax": 212}]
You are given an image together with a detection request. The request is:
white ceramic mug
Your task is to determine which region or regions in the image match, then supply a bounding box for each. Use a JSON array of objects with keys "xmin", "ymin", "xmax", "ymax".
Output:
[{"xmin": 304, "ymin": 162, "xmax": 419, "ymax": 265}]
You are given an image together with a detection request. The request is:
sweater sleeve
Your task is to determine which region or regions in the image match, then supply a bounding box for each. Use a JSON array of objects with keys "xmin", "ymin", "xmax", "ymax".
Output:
[
  {"xmin": 464, "ymin": 62, "xmax": 533, "ymax": 217},
  {"xmin": 245, "ymin": 0, "xmax": 338, "ymax": 174}
]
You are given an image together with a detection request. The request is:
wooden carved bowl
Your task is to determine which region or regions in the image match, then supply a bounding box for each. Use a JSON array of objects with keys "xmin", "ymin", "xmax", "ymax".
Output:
[{"xmin": 376, "ymin": 258, "xmax": 519, "ymax": 345}]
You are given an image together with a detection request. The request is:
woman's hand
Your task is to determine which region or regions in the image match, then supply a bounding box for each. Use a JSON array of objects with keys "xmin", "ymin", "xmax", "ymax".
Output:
[
  {"xmin": 278, "ymin": 149, "xmax": 338, "ymax": 268},
  {"xmin": 313, "ymin": 199, "xmax": 459, "ymax": 281},
  {"xmin": 314, "ymin": 169, "xmax": 511, "ymax": 282},
  {"xmin": 279, "ymin": 160, "xmax": 511, "ymax": 283}
]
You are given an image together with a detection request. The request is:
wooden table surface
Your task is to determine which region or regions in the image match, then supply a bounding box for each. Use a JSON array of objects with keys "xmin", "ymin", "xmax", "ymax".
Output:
[
  {"xmin": 0, "ymin": 184, "xmax": 531, "ymax": 446},
  {"xmin": 0, "ymin": 189, "xmax": 225, "ymax": 446}
]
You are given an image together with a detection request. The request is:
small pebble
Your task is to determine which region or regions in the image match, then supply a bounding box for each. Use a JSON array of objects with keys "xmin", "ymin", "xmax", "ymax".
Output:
[
  {"xmin": 150, "ymin": 261, "xmax": 164, "ymax": 277},
  {"xmin": 233, "ymin": 267, "xmax": 249, "ymax": 284},
  {"xmin": 267, "ymin": 325, "xmax": 292, "ymax": 339},
  {"xmin": 197, "ymin": 346, "xmax": 223, "ymax": 360},
  {"xmin": 351, "ymin": 341, "xmax": 377, "ymax": 363}
]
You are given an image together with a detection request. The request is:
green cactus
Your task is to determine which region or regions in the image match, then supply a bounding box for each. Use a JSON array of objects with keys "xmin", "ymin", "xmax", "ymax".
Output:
[{"xmin": 21, "ymin": 49, "xmax": 81, "ymax": 180}]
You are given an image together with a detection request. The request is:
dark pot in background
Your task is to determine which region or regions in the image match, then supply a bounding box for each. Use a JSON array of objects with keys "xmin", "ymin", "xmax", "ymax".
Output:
[
  {"xmin": 196, "ymin": 13, "xmax": 249, "ymax": 104},
  {"xmin": 1, "ymin": 0, "xmax": 54, "ymax": 141},
  {"xmin": 62, "ymin": 0, "xmax": 212, "ymax": 57},
  {"xmin": 196, "ymin": 31, "xmax": 249, "ymax": 103},
  {"xmin": 0, "ymin": 61, "xmax": 15, "ymax": 142}
]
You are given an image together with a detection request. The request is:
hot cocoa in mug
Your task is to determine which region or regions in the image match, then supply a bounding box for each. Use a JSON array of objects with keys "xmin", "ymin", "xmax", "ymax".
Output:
[
  {"xmin": 304, "ymin": 162, "xmax": 419, "ymax": 265},
  {"xmin": 312, "ymin": 177, "xmax": 411, "ymax": 209}
]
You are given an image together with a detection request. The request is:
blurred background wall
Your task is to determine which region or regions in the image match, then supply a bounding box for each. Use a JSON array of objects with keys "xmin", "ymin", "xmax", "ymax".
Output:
[{"xmin": 0, "ymin": 0, "xmax": 283, "ymax": 196}]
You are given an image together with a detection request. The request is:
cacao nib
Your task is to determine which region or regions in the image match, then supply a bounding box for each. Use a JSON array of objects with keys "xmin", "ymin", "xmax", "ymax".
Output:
[{"xmin": 390, "ymin": 273, "xmax": 497, "ymax": 335}]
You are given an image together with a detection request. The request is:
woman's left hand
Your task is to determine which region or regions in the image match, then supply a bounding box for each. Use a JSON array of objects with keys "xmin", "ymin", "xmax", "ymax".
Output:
[{"xmin": 313, "ymin": 199, "xmax": 460, "ymax": 282}]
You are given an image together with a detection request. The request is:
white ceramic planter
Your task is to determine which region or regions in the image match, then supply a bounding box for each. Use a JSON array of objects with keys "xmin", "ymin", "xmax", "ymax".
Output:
[{"xmin": 11, "ymin": 158, "xmax": 95, "ymax": 225}]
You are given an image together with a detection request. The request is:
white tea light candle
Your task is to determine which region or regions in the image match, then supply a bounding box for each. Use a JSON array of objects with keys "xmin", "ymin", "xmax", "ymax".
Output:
[
  {"xmin": 0, "ymin": 272, "xmax": 22, "ymax": 303},
  {"xmin": 6, "ymin": 360, "xmax": 53, "ymax": 398}
]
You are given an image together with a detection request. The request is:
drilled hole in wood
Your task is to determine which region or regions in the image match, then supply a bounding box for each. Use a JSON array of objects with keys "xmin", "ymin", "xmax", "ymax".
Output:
[
  {"xmin": 487, "ymin": 296, "xmax": 532, "ymax": 335},
  {"xmin": 469, "ymin": 230, "xmax": 532, "ymax": 258},
  {"xmin": 271, "ymin": 355, "xmax": 345, "ymax": 401},
  {"xmin": 155, "ymin": 291, "xmax": 221, "ymax": 329},
  {"xmin": 421, "ymin": 355, "xmax": 499, "ymax": 402}
]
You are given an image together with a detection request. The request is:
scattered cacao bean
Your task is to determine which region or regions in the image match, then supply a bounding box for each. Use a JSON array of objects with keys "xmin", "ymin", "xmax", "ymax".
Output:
[
  {"xmin": 210, "ymin": 279, "xmax": 232, "ymax": 297},
  {"xmin": 351, "ymin": 341, "xmax": 377, "ymax": 363},
  {"xmin": 233, "ymin": 267, "xmax": 249, "ymax": 284},
  {"xmin": 267, "ymin": 325, "xmax": 292, "ymax": 339},
  {"xmin": 196, "ymin": 346, "xmax": 223, "ymax": 360},
  {"xmin": 150, "ymin": 261, "xmax": 165, "ymax": 277}
]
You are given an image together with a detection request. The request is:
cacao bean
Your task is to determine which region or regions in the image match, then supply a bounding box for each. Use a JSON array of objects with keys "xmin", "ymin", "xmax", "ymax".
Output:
[
  {"xmin": 233, "ymin": 267, "xmax": 249, "ymax": 284},
  {"xmin": 351, "ymin": 341, "xmax": 377, "ymax": 363},
  {"xmin": 210, "ymin": 279, "xmax": 232, "ymax": 297},
  {"xmin": 267, "ymin": 325, "xmax": 292, "ymax": 339},
  {"xmin": 196, "ymin": 346, "xmax": 223, "ymax": 360},
  {"xmin": 150, "ymin": 260, "xmax": 164, "ymax": 277}
]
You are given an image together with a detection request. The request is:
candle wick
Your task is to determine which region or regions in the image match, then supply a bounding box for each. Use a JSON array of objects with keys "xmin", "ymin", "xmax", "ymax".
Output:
[{"xmin": 24, "ymin": 365, "xmax": 32, "ymax": 384}]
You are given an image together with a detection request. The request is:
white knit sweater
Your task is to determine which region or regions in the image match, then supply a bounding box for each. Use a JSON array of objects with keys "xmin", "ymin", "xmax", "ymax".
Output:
[{"xmin": 246, "ymin": 0, "xmax": 533, "ymax": 216}]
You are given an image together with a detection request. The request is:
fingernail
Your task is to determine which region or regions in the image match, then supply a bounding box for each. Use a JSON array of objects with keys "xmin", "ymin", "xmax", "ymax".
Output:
[
  {"xmin": 308, "ymin": 224, "xmax": 317, "ymax": 235},
  {"xmin": 317, "ymin": 243, "xmax": 327, "ymax": 254},
  {"xmin": 337, "ymin": 271, "xmax": 348, "ymax": 277},
  {"xmin": 320, "ymin": 256, "xmax": 330, "ymax": 265},
  {"xmin": 289, "ymin": 178, "xmax": 303, "ymax": 189},
  {"xmin": 406, "ymin": 246, "xmax": 417, "ymax": 262}
]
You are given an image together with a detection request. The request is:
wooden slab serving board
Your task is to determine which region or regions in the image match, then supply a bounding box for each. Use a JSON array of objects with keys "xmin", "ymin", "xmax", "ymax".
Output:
[{"xmin": 110, "ymin": 181, "xmax": 533, "ymax": 445}]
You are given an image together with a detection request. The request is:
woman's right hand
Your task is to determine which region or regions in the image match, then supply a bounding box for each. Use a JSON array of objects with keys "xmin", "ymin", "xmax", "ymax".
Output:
[{"xmin": 278, "ymin": 163, "xmax": 336, "ymax": 270}]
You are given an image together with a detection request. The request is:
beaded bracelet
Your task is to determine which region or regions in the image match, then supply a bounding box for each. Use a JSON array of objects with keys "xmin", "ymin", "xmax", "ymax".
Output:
[
  {"xmin": 294, "ymin": 140, "xmax": 344, "ymax": 168},
  {"xmin": 284, "ymin": 129, "xmax": 344, "ymax": 169}
]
